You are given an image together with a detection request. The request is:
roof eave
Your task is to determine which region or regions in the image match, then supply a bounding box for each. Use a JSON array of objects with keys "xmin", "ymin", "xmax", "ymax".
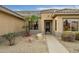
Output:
[
  {"xmin": 52, "ymin": 13, "xmax": 79, "ymax": 18},
  {"xmin": 0, "ymin": 5, "xmax": 25, "ymax": 21}
]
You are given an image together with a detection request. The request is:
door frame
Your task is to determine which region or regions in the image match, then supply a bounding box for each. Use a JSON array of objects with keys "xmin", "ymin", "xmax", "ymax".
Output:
[{"xmin": 44, "ymin": 20, "xmax": 52, "ymax": 34}]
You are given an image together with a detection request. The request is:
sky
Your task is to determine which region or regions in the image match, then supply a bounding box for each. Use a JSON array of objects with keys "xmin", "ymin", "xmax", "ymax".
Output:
[{"xmin": 4, "ymin": 5, "xmax": 79, "ymax": 11}]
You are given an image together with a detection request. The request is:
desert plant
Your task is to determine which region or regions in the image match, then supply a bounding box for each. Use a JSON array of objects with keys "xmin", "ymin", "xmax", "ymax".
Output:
[
  {"xmin": 3, "ymin": 33, "xmax": 15, "ymax": 46},
  {"xmin": 30, "ymin": 15, "xmax": 40, "ymax": 30},
  {"xmin": 62, "ymin": 31, "xmax": 75, "ymax": 42},
  {"xmin": 23, "ymin": 15, "xmax": 40, "ymax": 36},
  {"xmin": 22, "ymin": 25, "xmax": 31, "ymax": 36},
  {"xmin": 75, "ymin": 32, "xmax": 79, "ymax": 40},
  {"xmin": 23, "ymin": 16, "xmax": 30, "ymax": 36}
]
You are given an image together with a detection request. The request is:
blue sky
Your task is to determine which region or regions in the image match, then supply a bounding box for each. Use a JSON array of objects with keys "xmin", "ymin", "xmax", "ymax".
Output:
[{"xmin": 4, "ymin": 5, "xmax": 79, "ymax": 11}]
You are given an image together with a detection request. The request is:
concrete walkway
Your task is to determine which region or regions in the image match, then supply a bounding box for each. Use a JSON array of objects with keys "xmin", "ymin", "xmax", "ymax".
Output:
[{"xmin": 45, "ymin": 35, "xmax": 69, "ymax": 53}]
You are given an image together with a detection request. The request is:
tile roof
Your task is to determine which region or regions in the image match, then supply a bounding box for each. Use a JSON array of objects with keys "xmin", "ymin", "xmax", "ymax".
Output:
[
  {"xmin": 55, "ymin": 9, "xmax": 79, "ymax": 14},
  {"xmin": 40, "ymin": 9, "xmax": 58, "ymax": 13},
  {"xmin": 41, "ymin": 9, "xmax": 79, "ymax": 14}
]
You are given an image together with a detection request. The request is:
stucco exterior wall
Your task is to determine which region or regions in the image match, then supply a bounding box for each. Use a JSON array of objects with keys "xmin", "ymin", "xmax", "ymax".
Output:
[
  {"xmin": 54, "ymin": 16, "xmax": 63, "ymax": 33},
  {"xmin": 55, "ymin": 15, "xmax": 79, "ymax": 32},
  {"xmin": 40, "ymin": 13, "xmax": 79, "ymax": 36},
  {"xmin": 61, "ymin": 15, "xmax": 79, "ymax": 19},
  {"xmin": 0, "ymin": 11, "xmax": 24, "ymax": 35},
  {"xmin": 54, "ymin": 15, "xmax": 79, "ymax": 37},
  {"xmin": 41, "ymin": 13, "xmax": 53, "ymax": 20},
  {"xmin": 40, "ymin": 13, "xmax": 53, "ymax": 33},
  {"xmin": 54, "ymin": 16, "xmax": 63, "ymax": 36}
]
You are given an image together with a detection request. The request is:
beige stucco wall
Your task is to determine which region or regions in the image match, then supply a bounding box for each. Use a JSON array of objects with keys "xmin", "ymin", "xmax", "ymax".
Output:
[
  {"xmin": 54, "ymin": 15, "xmax": 79, "ymax": 36},
  {"xmin": 61, "ymin": 15, "xmax": 79, "ymax": 19},
  {"xmin": 41, "ymin": 13, "xmax": 53, "ymax": 20},
  {"xmin": 0, "ymin": 11, "xmax": 24, "ymax": 35},
  {"xmin": 40, "ymin": 13, "xmax": 79, "ymax": 35},
  {"xmin": 40, "ymin": 13, "xmax": 53, "ymax": 33},
  {"xmin": 54, "ymin": 16, "xmax": 63, "ymax": 33}
]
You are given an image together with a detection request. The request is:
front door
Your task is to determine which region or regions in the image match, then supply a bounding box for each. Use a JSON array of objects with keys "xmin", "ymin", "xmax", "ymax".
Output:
[{"xmin": 44, "ymin": 20, "xmax": 52, "ymax": 34}]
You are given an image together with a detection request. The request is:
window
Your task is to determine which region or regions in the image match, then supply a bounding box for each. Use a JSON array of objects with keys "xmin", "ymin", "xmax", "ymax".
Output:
[
  {"xmin": 55, "ymin": 20, "xmax": 57, "ymax": 31},
  {"xmin": 63, "ymin": 19, "xmax": 79, "ymax": 31},
  {"xmin": 71, "ymin": 21, "xmax": 78, "ymax": 31},
  {"xmin": 63, "ymin": 20, "xmax": 70, "ymax": 31}
]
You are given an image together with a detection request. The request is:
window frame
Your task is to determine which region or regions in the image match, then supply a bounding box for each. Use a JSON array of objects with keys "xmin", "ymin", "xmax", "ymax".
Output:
[
  {"xmin": 63, "ymin": 19, "xmax": 79, "ymax": 31},
  {"xmin": 55, "ymin": 20, "xmax": 57, "ymax": 31}
]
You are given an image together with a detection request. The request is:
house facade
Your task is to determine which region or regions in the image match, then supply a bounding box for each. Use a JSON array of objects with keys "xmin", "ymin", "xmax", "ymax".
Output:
[
  {"xmin": 0, "ymin": 6, "xmax": 25, "ymax": 35},
  {"xmin": 40, "ymin": 9, "xmax": 79, "ymax": 36}
]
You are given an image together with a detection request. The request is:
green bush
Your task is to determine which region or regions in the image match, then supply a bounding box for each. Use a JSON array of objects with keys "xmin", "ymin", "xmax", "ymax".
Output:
[
  {"xmin": 62, "ymin": 31, "xmax": 75, "ymax": 42},
  {"xmin": 75, "ymin": 32, "xmax": 79, "ymax": 40},
  {"xmin": 2, "ymin": 33, "xmax": 15, "ymax": 46}
]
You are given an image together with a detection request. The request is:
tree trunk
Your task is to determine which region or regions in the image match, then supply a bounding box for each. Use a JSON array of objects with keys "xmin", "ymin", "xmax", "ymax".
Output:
[{"xmin": 9, "ymin": 39, "xmax": 15, "ymax": 46}]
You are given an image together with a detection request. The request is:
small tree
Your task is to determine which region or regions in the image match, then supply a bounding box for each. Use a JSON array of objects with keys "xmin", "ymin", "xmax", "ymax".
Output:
[
  {"xmin": 23, "ymin": 15, "xmax": 40, "ymax": 36},
  {"xmin": 22, "ymin": 16, "xmax": 31, "ymax": 36},
  {"xmin": 30, "ymin": 15, "xmax": 40, "ymax": 29},
  {"xmin": 31, "ymin": 15, "xmax": 39, "ymax": 22}
]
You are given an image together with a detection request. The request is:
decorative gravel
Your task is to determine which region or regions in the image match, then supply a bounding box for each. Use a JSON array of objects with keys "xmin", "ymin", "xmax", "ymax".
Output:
[
  {"xmin": 0, "ymin": 35, "xmax": 48, "ymax": 53},
  {"xmin": 58, "ymin": 37, "xmax": 79, "ymax": 53}
]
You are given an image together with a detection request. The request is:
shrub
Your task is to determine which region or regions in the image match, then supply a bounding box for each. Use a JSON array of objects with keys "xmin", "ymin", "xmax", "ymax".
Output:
[
  {"xmin": 2, "ymin": 33, "xmax": 15, "ymax": 46},
  {"xmin": 61, "ymin": 31, "xmax": 75, "ymax": 42},
  {"xmin": 75, "ymin": 32, "xmax": 79, "ymax": 40}
]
